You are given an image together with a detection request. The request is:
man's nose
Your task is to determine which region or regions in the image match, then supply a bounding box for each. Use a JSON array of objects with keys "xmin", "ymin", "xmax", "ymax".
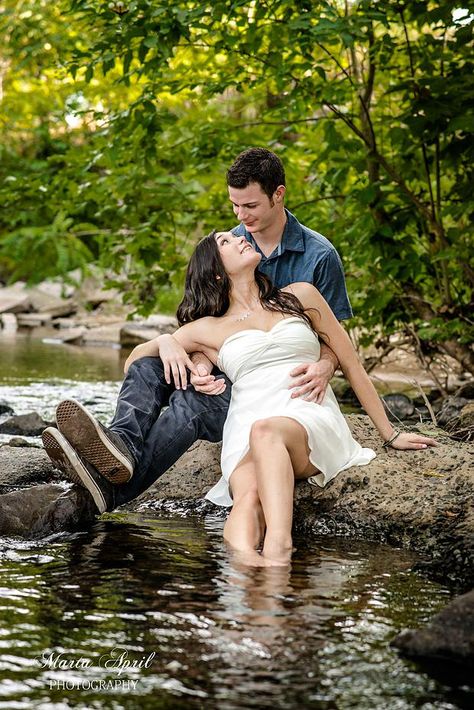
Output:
[{"xmin": 236, "ymin": 205, "xmax": 247, "ymax": 220}]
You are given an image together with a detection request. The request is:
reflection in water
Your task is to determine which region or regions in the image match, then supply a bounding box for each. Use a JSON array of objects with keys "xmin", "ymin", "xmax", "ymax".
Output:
[{"xmin": 0, "ymin": 513, "xmax": 470, "ymax": 709}]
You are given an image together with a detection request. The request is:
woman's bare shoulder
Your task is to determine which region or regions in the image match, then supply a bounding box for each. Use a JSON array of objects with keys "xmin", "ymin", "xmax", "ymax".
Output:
[{"xmin": 282, "ymin": 281, "xmax": 321, "ymax": 304}]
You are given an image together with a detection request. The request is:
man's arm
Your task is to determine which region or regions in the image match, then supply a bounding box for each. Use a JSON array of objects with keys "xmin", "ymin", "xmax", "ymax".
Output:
[{"xmin": 286, "ymin": 246, "xmax": 351, "ymax": 402}]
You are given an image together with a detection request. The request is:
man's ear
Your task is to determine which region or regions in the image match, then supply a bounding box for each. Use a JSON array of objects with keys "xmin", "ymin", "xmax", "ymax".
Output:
[{"xmin": 274, "ymin": 185, "xmax": 286, "ymax": 202}]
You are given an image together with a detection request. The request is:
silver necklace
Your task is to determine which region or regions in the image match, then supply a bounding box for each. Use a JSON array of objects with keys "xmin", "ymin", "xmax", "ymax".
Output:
[{"xmin": 234, "ymin": 310, "xmax": 252, "ymax": 323}]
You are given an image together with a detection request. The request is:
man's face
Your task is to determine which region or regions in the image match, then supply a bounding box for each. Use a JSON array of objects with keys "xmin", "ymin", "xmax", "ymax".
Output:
[{"xmin": 228, "ymin": 181, "xmax": 284, "ymax": 235}]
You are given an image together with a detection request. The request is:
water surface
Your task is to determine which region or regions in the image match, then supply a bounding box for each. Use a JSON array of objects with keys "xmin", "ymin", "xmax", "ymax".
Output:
[{"xmin": 0, "ymin": 516, "xmax": 469, "ymax": 709}]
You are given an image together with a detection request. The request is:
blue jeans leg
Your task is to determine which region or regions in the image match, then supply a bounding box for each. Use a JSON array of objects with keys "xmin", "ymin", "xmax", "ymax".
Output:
[
  {"xmin": 109, "ymin": 356, "xmax": 173, "ymax": 465},
  {"xmin": 114, "ymin": 378, "xmax": 231, "ymax": 507}
]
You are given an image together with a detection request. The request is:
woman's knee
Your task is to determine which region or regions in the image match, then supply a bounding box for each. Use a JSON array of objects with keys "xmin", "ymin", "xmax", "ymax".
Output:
[{"xmin": 249, "ymin": 418, "xmax": 280, "ymax": 448}]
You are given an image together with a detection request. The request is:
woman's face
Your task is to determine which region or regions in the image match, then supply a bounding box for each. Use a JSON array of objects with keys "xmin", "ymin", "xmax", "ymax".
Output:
[{"xmin": 215, "ymin": 232, "xmax": 261, "ymax": 276}]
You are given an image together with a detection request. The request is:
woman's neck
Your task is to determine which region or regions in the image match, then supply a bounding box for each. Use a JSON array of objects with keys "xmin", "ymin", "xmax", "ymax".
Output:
[{"xmin": 228, "ymin": 278, "xmax": 261, "ymax": 316}]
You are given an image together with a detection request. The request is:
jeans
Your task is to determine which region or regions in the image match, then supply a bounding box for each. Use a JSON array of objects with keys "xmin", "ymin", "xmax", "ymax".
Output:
[{"xmin": 109, "ymin": 357, "xmax": 232, "ymax": 508}]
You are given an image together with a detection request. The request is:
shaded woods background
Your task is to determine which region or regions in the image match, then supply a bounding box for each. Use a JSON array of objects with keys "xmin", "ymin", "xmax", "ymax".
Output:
[{"xmin": 0, "ymin": 0, "xmax": 472, "ymax": 373}]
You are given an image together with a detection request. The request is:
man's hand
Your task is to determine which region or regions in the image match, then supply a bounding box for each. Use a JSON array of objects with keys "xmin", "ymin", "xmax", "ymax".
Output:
[
  {"xmin": 191, "ymin": 364, "xmax": 227, "ymax": 396},
  {"xmin": 288, "ymin": 359, "xmax": 335, "ymax": 403}
]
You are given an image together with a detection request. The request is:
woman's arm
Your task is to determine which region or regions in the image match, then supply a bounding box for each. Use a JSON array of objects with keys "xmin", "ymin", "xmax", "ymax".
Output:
[
  {"xmin": 289, "ymin": 283, "xmax": 436, "ymax": 450},
  {"xmin": 124, "ymin": 320, "xmax": 215, "ymax": 390}
]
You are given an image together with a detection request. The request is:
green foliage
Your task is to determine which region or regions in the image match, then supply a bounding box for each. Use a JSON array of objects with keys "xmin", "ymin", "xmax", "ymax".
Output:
[{"xmin": 0, "ymin": 0, "xmax": 472, "ymax": 370}]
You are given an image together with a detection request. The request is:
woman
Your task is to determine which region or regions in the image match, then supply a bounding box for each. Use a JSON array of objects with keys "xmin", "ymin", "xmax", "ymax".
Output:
[{"xmin": 125, "ymin": 230, "xmax": 436, "ymax": 566}]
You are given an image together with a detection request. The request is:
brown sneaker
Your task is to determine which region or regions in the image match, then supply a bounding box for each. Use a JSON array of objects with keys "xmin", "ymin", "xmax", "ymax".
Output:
[
  {"xmin": 55, "ymin": 399, "xmax": 134, "ymax": 485},
  {"xmin": 42, "ymin": 427, "xmax": 113, "ymax": 513}
]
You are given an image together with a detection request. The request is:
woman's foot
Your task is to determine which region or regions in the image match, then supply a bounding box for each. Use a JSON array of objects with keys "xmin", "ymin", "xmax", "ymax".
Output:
[{"xmin": 262, "ymin": 536, "xmax": 293, "ymax": 566}]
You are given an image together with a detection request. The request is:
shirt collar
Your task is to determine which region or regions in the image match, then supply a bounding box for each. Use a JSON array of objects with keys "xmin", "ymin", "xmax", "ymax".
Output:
[{"xmin": 280, "ymin": 209, "xmax": 305, "ymax": 253}]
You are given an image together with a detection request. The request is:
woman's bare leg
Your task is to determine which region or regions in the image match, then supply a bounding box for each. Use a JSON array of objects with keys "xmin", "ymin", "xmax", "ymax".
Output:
[
  {"xmin": 249, "ymin": 417, "xmax": 316, "ymax": 565},
  {"xmin": 223, "ymin": 454, "xmax": 266, "ymax": 553}
]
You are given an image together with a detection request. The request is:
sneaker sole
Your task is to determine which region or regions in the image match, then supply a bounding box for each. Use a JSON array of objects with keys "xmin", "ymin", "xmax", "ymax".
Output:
[
  {"xmin": 56, "ymin": 399, "xmax": 133, "ymax": 485},
  {"xmin": 42, "ymin": 428, "xmax": 106, "ymax": 513}
]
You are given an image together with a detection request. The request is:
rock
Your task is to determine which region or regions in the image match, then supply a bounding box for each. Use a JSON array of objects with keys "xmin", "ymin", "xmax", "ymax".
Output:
[
  {"xmin": 52, "ymin": 317, "xmax": 79, "ymax": 329},
  {"xmin": 391, "ymin": 589, "xmax": 474, "ymax": 669},
  {"xmin": 83, "ymin": 287, "xmax": 120, "ymax": 308},
  {"xmin": 140, "ymin": 314, "xmax": 178, "ymax": 329},
  {"xmin": 34, "ymin": 278, "xmax": 75, "ymax": 300},
  {"xmin": 0, "ymin": 412, "xmax": 51, "ymax": 437},
  {"xmin": 444, "ymin": 402, "xmax": 474, "ymax": 442},
  {"xmin": 27, "ymin": 287, "xmax": 76, "ymax": 317},
  {"xmin": 454, "ymin": 382, "xmax": 474, "ymax": 400},
  {"xmin": 382, "ymin": 393, "xmax": 415, "ymax": 420},
  {"xmin": 82, "ymin": 323, "xmax": 123, "ymax": 346},
  {"xmin": 5, "ymin": 437, "xmax": 39, "ymax": 448},
  {"xmin": 16, "ymin": 312, "xmax": 53, "ymax": 327},
  {"xmin": 0, "ymin": 483, "xmax": 97, "ymax": 537},
  {"xmin": 0, "ymin": 400, "xmax": 14, "ymax": 416},
  {"xmin": 120, "ymin": 316, "xmax": 177, "ymax": 346},
  {"xmin": 0, "ymin": 445, "xmax": 60, "ymax": 487},
  {"xmin": 42, "ymin": 326, "xmax": 86, "ymax": 344},
  {"xmin": 0, "ymin": 313, "xmax": 17, "ymax": 331},
  {"xmin": 120, "ymin": 325, "xmax": 161, "ymax": 347},
  {"xmin": 437, "ymin": 396, "xmax": 470, "ymax": 428},
  {"xmin": 0, "ymin": 285, "xmax": 30, "ymax": 314}
]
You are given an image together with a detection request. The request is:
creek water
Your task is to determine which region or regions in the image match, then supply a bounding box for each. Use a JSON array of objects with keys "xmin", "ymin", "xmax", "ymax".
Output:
[{"xmin": 0, "ymin": 335, "xmax": 471, "ymax": 709}]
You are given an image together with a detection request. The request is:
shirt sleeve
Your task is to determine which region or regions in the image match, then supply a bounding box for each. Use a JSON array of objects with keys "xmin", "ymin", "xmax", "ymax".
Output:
[{"xmin": 313, "ymin": 249, "xmax": 353, "ymax": 320}]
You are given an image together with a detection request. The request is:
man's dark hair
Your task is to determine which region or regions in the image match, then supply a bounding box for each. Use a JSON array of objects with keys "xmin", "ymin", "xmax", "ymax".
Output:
[{"xmin": 226, "ymin": 147, "xmax": 285, "ymax": 200}]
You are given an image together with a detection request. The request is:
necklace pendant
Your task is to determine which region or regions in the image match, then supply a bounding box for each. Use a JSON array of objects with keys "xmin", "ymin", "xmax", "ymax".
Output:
[{"xmin": 235, "ymin": 311, "xmax": 251, "ymax": 323}]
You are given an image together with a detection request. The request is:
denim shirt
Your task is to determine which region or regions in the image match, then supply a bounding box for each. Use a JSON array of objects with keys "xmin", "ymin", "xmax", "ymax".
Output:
[{"xmin": 232, "ymin": 209, "xmax": 353, "ymax": 320}]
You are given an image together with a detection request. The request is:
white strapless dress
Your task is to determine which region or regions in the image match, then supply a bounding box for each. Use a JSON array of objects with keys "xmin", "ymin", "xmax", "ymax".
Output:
[{"xmin": 205, "ymin": 317, "xmax": 376, "ymax": 507}]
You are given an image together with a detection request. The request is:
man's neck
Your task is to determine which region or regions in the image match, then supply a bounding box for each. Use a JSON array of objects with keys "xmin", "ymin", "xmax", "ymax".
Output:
[{"xmin": 251, "ymin": 209, "xmax": 287, "ymax": 258}]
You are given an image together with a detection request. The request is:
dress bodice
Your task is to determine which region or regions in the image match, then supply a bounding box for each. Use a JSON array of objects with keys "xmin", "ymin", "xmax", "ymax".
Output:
[{"xmin": 217, "ymin": 316, "xmax": 320, "ymax": 383}]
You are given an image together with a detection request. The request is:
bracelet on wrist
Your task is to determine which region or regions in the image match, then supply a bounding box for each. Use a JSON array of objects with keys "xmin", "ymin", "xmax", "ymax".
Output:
[{"xmin": 382, "ymin": 430, "xmax": 401, "ymax": 448}]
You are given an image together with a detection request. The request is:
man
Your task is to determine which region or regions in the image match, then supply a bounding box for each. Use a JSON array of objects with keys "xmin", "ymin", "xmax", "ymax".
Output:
[{"xmin": 42, "ymin": 148, "xmax": 352, "ymax": 514}]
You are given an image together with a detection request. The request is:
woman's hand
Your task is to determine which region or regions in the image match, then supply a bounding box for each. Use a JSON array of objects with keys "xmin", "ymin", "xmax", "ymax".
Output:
[
  {"xmin": 388, "ymin": 431, "xmax": 437, "ymax": 450},
  {"xmin": 159, "ymin": 334, "xmax": 199, "ymax": 390}
]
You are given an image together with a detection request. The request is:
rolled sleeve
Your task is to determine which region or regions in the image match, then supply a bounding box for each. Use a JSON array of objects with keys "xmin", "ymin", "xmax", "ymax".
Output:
[{"xmin": 313, "ymin": 250, "xmax": 353, "ymax": 320}]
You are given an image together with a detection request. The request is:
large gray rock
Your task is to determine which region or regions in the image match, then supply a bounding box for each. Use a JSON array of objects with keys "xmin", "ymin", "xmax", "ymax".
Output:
[
  {"xmin": 0, "ymin": 445, "xmax": 60, "ymax": 486},
  {"xmin": 0, "ymin": 412, "xmax": 51, "ymax": 437},
  {"xmin": 0, "ymin": 286, "xmax": 30, "ymax": 314},
  {"xmin": 0, "ymin": 483, "xmax": 97, "ymax": 537},
  {"xmin": 391, "ymin": 589, "xmax": 474, "ymax": 667}
]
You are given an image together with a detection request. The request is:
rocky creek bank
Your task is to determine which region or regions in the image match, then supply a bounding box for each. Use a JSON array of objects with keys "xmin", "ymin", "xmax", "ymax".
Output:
[{"xmin": 0, "ymin": 414, "xmax": 472, "ymax": 672}]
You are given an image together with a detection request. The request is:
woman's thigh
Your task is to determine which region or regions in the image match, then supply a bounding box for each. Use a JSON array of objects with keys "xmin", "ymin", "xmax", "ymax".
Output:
[{"xmin": 253, "ymin": 416, "xmax": 318, "ymax": 479}]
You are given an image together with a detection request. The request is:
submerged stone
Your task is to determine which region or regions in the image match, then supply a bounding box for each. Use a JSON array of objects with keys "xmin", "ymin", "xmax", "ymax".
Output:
[{"xmin": 391, "ymin": 589, "xmax": 474, "ymax": 669}]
